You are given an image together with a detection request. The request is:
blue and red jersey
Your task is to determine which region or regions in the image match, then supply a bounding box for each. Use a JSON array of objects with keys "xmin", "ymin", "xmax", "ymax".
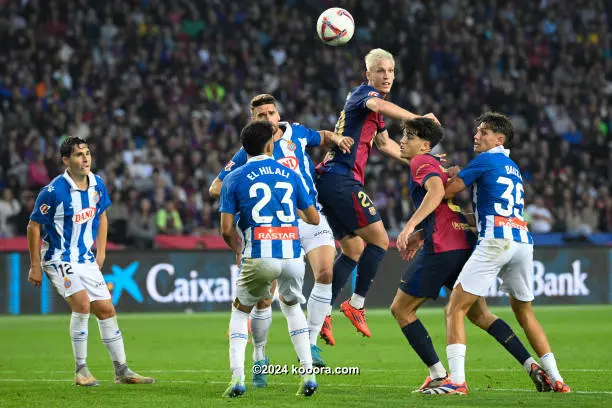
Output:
[
  {"xmin": 409, "ymin": 154, "xmax": 475, "ymax": 254},
  {"xmin": 316, "ymin": 83, "xmax": 385, "ymax": 184}
]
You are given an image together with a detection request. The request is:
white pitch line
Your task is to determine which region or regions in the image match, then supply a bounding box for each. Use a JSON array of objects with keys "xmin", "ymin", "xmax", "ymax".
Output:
[{"xmin": 0, "ymin": 378, "xmax": 610, "ymax": 395}]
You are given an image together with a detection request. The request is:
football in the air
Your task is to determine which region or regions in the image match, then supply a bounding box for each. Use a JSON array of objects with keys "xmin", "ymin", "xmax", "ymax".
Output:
[{"xmin": 316, "ymin": 7, "xmax": 355, "ymax": 46}]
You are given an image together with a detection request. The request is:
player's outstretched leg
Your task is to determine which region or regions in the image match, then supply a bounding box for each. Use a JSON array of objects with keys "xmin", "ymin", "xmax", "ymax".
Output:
[
  {"xmin": 467, "ymin": 297, "xmax": 551, "ymax": 392},
  {"xmin": 91, "ymin": 300, "xmax": 154, "ymax": 385},
  {"xmin": 510, "ymin": 298, "xmax": 570, "ymax": 393},
  {"xmin": 323, "ymin": 237, "xmax": 362, "ymax": 345},
  {"xmin": 251, "ymin": 298, "xmax": 273, "ymax": 387},
  {"xmin": 390, "ymin": 290, "xmax": 447, "ymax": 392},
  {"xmin": 341, "ymin": 223, "xmax": 388, "ymax": 338}
]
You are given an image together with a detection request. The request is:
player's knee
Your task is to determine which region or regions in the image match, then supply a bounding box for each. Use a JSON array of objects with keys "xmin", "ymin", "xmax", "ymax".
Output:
[
  {"xmin": 256, "ymin": 298, "xmax": 273, "ymax": 309},
  {"xmin": 71, "ymin": 301, "xmax": 90, "ymax": 314},
  {"xmin": 314, "ymin": 267, "xmax": 332, "ymax": 284}
]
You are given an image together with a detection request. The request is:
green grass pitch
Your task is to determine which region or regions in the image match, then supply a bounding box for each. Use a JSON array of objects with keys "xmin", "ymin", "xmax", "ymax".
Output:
[{"xmin": 1, "ymin": 305, "xmax": 610, "ymax": 407}]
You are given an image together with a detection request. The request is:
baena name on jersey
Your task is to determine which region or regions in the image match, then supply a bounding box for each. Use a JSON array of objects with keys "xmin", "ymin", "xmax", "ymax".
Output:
[
  {"xmin": 72, "ymin": 207, "xmax": 97, "ymax": 224},
  {"xmin": 246, "ymin": 166, "xmax": 290, "ymax": 181},
  {"xmin": 505, "ymin": 165, "xmax": 522, "ymax": 179}
]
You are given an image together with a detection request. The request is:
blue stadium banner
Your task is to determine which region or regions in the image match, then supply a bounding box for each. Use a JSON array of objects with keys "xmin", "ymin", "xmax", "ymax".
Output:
[{"xmin": 0, "ymin": 247, "xmax": 610, "ymax": 314}]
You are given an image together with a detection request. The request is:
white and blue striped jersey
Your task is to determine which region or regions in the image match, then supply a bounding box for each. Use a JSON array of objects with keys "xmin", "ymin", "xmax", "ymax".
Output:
[
  {"xmin": 458, "ymin": 146, "xmax": 533, "ymax": 244},
  {"xmin": 218, "ymin": 122, "xmax": 322, "ymax": 209},
  {"xmin": 219, "ymin": 155, "xmax": 314, "ymax": 259},
  {"xmin": 30, "ymin": 171, "xmax": 112, "ymax": 264}
]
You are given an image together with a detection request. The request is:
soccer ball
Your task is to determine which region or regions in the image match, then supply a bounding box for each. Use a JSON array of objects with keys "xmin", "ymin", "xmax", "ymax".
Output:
[{"xmin": 316, "ymin": 8, "xmax": 355, "ymax": 46}]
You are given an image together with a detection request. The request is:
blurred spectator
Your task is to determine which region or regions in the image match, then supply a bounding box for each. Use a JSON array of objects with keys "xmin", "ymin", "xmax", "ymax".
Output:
[
  {"xmin": 0, "ymin": 188, "xmax": 21, "ymax": 238},
  {"xmin": 106, "ymin": 190, "xmax": 130, "ymax": 245},
  {"xmin": 127, "ymin": 198, "xmax": 156, "ymax": 249},
  {"xmin": 0, "ymin": 0, "xmax": 610, "ymax": 245},
  {"xmin": 525, "ymin": 196, "xmax": 554, "ymax": 233},
  {"xmin": 156, "ymin": 200, "xmax": 183, "ymax": 235}
]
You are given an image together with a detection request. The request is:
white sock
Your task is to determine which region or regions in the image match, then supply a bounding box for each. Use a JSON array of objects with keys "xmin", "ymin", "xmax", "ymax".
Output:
[
  {"xmin": 307, "ymin": 283, "xmax": 332, "ymax": 345},
  {"xmin": 428, "ymin": 361, "xmax": 447, "ymax": 379},
  {"xmin": 522, "ymin": 356, "xmax": 538, "ymax": 374},
  {"xmin": 349, "ymin": 293, "xmax": 365, "ymax": 309},
  {"xmin": 540, "ymin": 352, "xmax": 563, "ymax": 383},
  {"xmin": 70, "ymin": 312, "xmax": 89, "ymax": 367},
  {"xmin": 447, "ymin": 344, "xmax": 467, "ymax": 384},
  {"xmin": 250, "ymin": 306, "xmax": 272, "ymax": 362},
  {"xmin": 97, "ymin": 316, "xmax": 127, "ymax": 370},
  {"xmin": 229, "ymin": 308, "xmax": 249, "ymax": 380},
  {"xmin": 280, "ymin": 302, "xmax": 312, "ymax": 375}
]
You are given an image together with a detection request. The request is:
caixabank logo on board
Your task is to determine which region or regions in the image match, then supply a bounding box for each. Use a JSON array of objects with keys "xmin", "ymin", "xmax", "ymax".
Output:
[
  {"xmin": 103, "ymin": 259, "xmax": 240, "ymax": 306},
  {"xmin": 484, "ymin": 260, "xmax": 590, "ymax": 298}
]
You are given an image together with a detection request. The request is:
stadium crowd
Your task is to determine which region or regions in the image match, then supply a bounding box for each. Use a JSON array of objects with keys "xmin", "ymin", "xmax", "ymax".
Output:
[{"xmin": 0, "ymin": 0, "xmax": 611, "ymax": 246}]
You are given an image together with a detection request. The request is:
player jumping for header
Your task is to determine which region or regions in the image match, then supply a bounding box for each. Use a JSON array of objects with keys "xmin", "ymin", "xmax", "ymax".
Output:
[{"xmin": 316, "ymin": 48, "xmax": 439, "ymax": 341}]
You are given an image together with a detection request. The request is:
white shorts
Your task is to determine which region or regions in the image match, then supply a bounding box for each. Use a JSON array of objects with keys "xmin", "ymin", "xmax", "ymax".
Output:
[
  {"xmin": 236, "ymin": 257, "xmax": 306, "ymax": 306},
  {"xmin": 298, "ymin": 213, "xmax": 335, "ymax": 254},
  {"xmin": 454, "ymin": 238, "xmax": 535, "ymax": 302},
  {"xmin": 43, "ymin": 261, "xmax": 111, "ymax": 302}
]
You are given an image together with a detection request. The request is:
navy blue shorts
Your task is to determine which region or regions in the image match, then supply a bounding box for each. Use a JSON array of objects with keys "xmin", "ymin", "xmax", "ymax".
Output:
[
  {"xmin": 316, "ymin": 172, "xmax": 382, "ymax": 240},
  {"xmin": 399, "ymin": 249, "xmax": 473, "ymax": 300}
]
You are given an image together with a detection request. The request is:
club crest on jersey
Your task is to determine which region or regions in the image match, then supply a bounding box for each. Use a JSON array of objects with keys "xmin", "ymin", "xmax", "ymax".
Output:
[
  {"xmin": 93, "ymin": 191, "xmax": 100, "ymax": 204},
  {"xmin": 40, "ymin": 204, "xmax": 50, "ymax": 214},
  {"xmin": 73, "ymin": 207, "xmax": 97, "ymax": 224},
  {"xmin": 287, "ymin": 141, "xmax": 297, "ymax": 151},
  {"xmin": 368, "ymin": 91, "xmax": 380, "ymax": 97},
  {"xmin": 64, "ymin": 277, "xmax": 72, "ymax": 289},
  {"xmin": 277, "ymin": 157, "xmax": 299, "ymax": 170},
  {"xmin": 368, "ymin": 207, "xmax": 377, "ymax": 215},
  {"xmin": 225, "ymin": 160, "xmax": 235, "ymax": 171}
]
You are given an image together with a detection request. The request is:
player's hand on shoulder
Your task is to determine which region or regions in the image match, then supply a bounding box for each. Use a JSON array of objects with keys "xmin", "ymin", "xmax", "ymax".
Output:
[
  {"xmin": 337, "ymin": 136, "xmax": 354, "ymax": 154},
  {"xmin": 423, "ymin": 112, "xmax": 441, "ymax": 125},
  {"xmin": 28, "ymin": 265, "xmax": 42, "ymax": 287}
]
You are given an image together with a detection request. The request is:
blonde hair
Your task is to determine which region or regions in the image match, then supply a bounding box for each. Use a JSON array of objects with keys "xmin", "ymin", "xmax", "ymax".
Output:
[{"xmin": 365, "ymin": 48, "xmax": 395, "ymax": 71}]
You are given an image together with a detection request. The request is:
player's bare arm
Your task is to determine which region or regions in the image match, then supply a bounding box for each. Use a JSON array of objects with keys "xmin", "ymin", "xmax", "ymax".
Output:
[
  {"xmin": 301, "ymin": 205, "xmax": 320, "ymax": 226},
  {"xmin": 96, "ymin": 211, "xmax": 108, "ymax": 270},
  {"xmin": 365, "ymin": 99, "xmax": 441, "ymax": 125},
  {"xmin": 209, "ymin": 177, "xmax": 223, "ymax": 199},
  {"xmin": 26, "ymin": 220, "xmax": 42, "ymax": 287},
  {"xmin": 444, "ymin": 176, "xmax": 467, "ymax": 199},
  {"xmin": 397, "ymin": 176, "xmax": 445, "ymax": 252},
  {"xmin": 220, "ymin": 212, "xmax": 241, "ymax": 266},
  {"xmin": 374, "ymin": 129, "xmax": 410, "ymax": 165},
  {"xmin": 319, "ymin": 130, "xmax": 354, "ymax": 154}
]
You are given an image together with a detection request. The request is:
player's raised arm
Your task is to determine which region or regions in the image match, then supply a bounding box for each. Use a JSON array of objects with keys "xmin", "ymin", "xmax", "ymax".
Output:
[
  {"xmin": 318, "ymin": 130, "xmax": 354, "ymax": 154},
  {"xmin": 27, "ymin": 220, "xmax": 42, "ymax": 287},
  {"xmin": 374, "ymin": 129, "xmax": 410, "ymax": 165}
]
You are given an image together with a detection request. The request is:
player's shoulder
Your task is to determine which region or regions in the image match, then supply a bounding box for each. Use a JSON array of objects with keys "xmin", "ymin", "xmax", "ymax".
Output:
[
  {"xmin": 92, "ymin": 173, "xmax": 107, "ymax": 188},
  {"xmin": 350, "ymin": 83, "xmax": 380, "ymax": 98},
  {"xmin": 40, "ymin": 175, "xmax": 67, "ymax": 197},
  {"xmin": 410, "ymin": 154, "xmax": 440, "ymax": 168}
]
